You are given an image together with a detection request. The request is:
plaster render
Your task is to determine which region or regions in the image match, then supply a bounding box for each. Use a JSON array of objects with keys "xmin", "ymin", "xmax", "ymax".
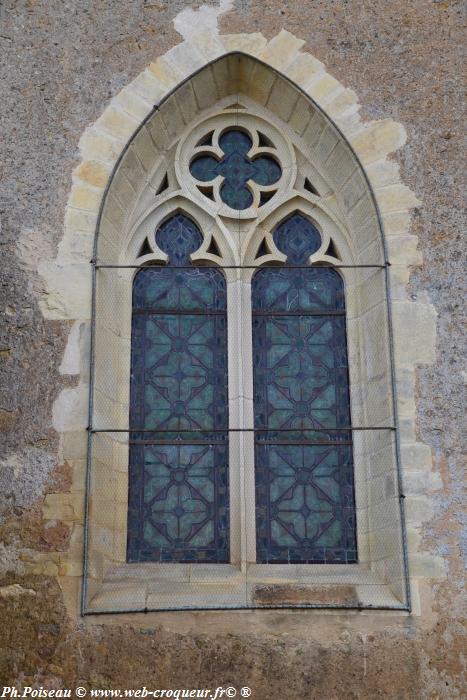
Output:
[{"xmin": 0, "ymin": 1, "xmax": 464, "ymax": 697}]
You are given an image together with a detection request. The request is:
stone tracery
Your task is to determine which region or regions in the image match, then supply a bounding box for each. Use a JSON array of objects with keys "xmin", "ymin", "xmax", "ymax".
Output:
[{"xmin": 190, "ymin": 128, "xmax": 281, "ymax": 209}]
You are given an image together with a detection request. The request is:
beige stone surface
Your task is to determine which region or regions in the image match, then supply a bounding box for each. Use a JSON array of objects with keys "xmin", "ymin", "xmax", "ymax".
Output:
[
  {"xmin": 189, "ymin": 29, "xmax": 226, "ymax": 61},
  {"xmin": 165, "ymin": 41, "xmax": 206, "ymax": 76},
  {"xmin": 221, "ymin": 32, "xmax": 268, "ymax": 55},
  {"xmin": 375, "ymin": 184, "xmax": 421, "ymax": 214},
  {"xmin": 115, "ymin": 87, "xmax": 153, "ymax": 122},
  {"xmin": 350, "ymin": 119, "xmax": 407, "ymax": 164},
  {"xmin": 286, "ymin": 53, "xmax": 324, "ymax": 89},
  {"xmin": 308, "ymin": 74, "xmax": 342, "ymax": 103},
  {"xmin": 95, "ymin": 108, "xmax": 139, "ymax": 142},
  {"xmin": 79, "ymin": 129, "xmax": 125, "ymax": 166},
  {"xmin": 258, "ymin": 29, "xmax": 305, "ymax": 70},
  {"xmin": 68, "ymin": 184, "xmax": 103, "ymax": 213},
  {"xmin": 148, "ymin": 56, "xmax": 184, "ymax": 87},
  {"xmin": 74, "ymin": 160, "xmax": 111, "ymax": 188},
  {"xmin": 43, "ymin": 493, "xmax": 85, "ymax": 522},
  {"xmin": 130, "ymin": 70, "xmax": 167, "ymax": 104},
  {"xmin": 392, "ymin": 301, "xmax": 437, "ymax": 365}
]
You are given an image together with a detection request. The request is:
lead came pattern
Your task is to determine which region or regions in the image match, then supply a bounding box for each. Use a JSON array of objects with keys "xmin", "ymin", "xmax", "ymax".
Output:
[
  {"xmin": 253, "ymin": 315, "xmax": 351, "ymax": 434},
  {"xmin": 272, "ymin": 212, "xmax": 322, "ymax": 263},
  {"xmin": 255, "ymin": 445, "xmax": 356, "ymax": 564},
  {"xmin": 190, "ymin": 129, "xmax": 281, "ymax": 210},
  {"xmin": 129, "ymin": 313, "xmax": 228, "ymax": 435},
  {"xmin": 127, "ymin": 214, "xmax": 229, "ymax": 563},
  {"xmin": 252, "ymin": 213, "xmax": 357, "ymax": 563},
  {"xmin": 128, "ymin": 443, "xmax": 229, "ymax": 563}
]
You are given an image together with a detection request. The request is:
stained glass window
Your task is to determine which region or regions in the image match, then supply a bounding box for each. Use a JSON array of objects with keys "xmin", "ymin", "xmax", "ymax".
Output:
[
  {"xmin": 127, "ymin": 213, "xmax": 229, "ymax": 563},
  {"xmin": 252, "ymin": 213, "xmax": 357, "ymax": 563},
  {"xmin": 190, "ymin": 129, "xmax": 281, "ymax": 210}
]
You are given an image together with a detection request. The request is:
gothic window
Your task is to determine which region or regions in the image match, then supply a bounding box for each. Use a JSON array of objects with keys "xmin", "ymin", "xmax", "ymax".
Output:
[
  {"xmin": 127, "ymin": 214, "xmax": 229, "ymax": 563},
  {"xmin": 125, "ymin": 207, "xmax": 357, "ymax": 567},
  {"xmin": 85, "ymin": 58, "xmax": 408, "ymax": 613},
  {"xmin": 252, "ymin": 214, "xmax": 357, "ymax": 564}
]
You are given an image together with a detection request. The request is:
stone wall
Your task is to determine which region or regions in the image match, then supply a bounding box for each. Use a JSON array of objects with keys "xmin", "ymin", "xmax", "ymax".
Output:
[{"xmin": 0, "ymin": 1, "xmax": 464, "ymax": 697}]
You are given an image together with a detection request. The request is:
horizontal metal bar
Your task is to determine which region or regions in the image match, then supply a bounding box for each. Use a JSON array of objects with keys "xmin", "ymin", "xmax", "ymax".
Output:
[
  {"xmin": 94, "ymin": 263, "xmax": 387, "ymax": 270},
  {"xmin": 257, "ymin": 440, "xmax": 353, "ymax": 446},
  {"xmin": 90, "ymin": 426, "xmax": 395, "ymax": 433},
  {"xmin": 133, "ymin": 308, "xmax": 225, "ymax": 315},
  {"xmin": 132, "ymin": 308, "xmax": 345, "ymax": 316},
  {"xmin": 129, "ymin": 440, "xmax": 225, "ymax": 446},
  {"xmin": 83, "ymin": 602, "xmax": 410, "ymax": 616},
  {"xmin": 252, "ymin": 310, "xmax": 345, "ymax": 316},
  {"xmin": 129, "ymin": 439, "xmax": 353, "ymax": 446}
]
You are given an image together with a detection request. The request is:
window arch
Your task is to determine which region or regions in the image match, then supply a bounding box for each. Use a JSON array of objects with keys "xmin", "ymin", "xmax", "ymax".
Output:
[{"xmin": 83, "ymin": 53, "xmax": 409, "ymax": 613}]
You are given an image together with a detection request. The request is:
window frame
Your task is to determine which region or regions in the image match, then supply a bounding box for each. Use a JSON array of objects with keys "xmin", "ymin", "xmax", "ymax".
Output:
[{"xmin": 82, "ymin": 91, "xmax": 409, "ymax": 613}]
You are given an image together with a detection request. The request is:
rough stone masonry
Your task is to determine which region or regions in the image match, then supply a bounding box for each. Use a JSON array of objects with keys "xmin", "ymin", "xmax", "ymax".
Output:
[{"xmin": 0, "ymin": 1, "xmax": 465, "ymax": 698}]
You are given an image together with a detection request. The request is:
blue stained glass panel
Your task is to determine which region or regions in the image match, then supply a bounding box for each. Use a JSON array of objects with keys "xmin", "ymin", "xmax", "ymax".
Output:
[
  {"xmin": 272, "ymin": 212, "xmax": 321, "ymax": 264},
  {"xmin": 133, "ymin": 266, "xmax": 227, "ymax": 313},
  {"xmin": 127, "ymin": 214, "xmax": 229, "ymax": 563},
  {"xmin": 190, "ymin": 129, "xmax": 281, "ymax": 210},
  {"xmin": 127, "ymin": 444, "xmax": 229, "ymax": 563},
  {"xmin": 252, "ymin": 267, "xmax": 345, "ymax": 314},
  {"xmin": 155, "ymin": 213, "xmax": 203, "ymax": 266},
  {"xmin": 255, "ymin": 445, "xmax": 356, "ymax": 563},
  {"xmin": 129, "ymin": 313, "xmax": 228, "ymax": 436},
  {"xmin": 252, "ymin": 315, "xmax": 352, "ymax": 435},
  {"xmin": 252, "ymin": 214, "xmax": 357, "ymax": 563}
]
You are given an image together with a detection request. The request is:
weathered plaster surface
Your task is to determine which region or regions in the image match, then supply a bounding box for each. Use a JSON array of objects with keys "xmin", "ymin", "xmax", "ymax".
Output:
[
  {"xmin": 0, "ymin": 1, "xmax": 464, "ymax": 697},
  {"xmin": 174, "ymin": 0, "xmax": 233, "ymax": 40}
]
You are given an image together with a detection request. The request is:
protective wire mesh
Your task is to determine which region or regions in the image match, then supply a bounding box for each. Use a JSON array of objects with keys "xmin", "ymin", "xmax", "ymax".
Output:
[{"xmin": 82, "ymin": 264, "xmax": 410, "ymax": 613}]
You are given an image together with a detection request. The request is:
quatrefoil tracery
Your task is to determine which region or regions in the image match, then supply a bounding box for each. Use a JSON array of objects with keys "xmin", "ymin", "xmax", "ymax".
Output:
[{"xmin": 189, "ymin": 128, "xmax": 282, "ymax": 211}]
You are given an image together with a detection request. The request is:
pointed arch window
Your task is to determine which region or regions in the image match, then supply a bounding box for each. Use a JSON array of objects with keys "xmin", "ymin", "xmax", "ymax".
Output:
[
  {"xmin": 84, "ymin": 58, "xmax": 409, "ymax": 613},
  {"xmin": 125, "ymin": 211, "xmax": 357, "ymax": 566},
  {"xmin": 252, "ymin": 214, "xmax": 357, "ymax": 564},
  {"xmin": 127, "ymin": 214, "xmax": 229, "ymax": 563}
]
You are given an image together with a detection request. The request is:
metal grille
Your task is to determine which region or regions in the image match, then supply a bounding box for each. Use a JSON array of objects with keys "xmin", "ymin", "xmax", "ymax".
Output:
[
  {"xmin": 82, "ymin": 259, "xmax": 410, "ymax": 614},
  {"xmin": 77, "ymin": 52, "xmax": 412, "ymax": 615}
]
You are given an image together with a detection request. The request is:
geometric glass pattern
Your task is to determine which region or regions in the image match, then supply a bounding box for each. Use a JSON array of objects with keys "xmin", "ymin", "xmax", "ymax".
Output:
[
  {"xmin": 252, "ymin": 214, "xmax": 357, "ymax": 563},
  {"xmin": 272, "ymin": 212, "xmax": 321, "ymax": 263},
  {"xmin": 127, "ymin": 214, "xmax": 229, "ymax": 563},
  {"xmin": 155, "ymin": 212, "xmax": 203, "ymax": 267},
  {"xmin": 190, "ymin": 129, "xmax": 281, "ymax": 210}
]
